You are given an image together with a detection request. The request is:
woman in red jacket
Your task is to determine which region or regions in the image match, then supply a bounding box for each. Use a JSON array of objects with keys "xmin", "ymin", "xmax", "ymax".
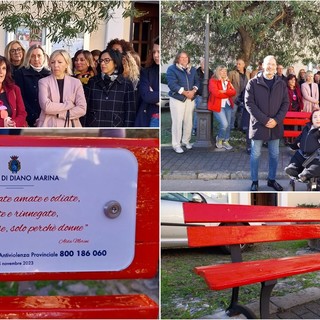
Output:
[
  {"xmin": 208, "ymin": 65, "xmax": 236, "ymax": 149},
  {"xmin": 0, "ymin": 56, "xmax": 27, "ymax": 127}
]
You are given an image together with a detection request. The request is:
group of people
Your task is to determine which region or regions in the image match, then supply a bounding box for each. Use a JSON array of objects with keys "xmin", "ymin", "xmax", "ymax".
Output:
[
  {"xmin": 0, "ymin": 37, "xmax": 159, "ymax": 128},
  {"xmin": 166, "ymin": 52, "xmax": 320, "ymax": 191}
]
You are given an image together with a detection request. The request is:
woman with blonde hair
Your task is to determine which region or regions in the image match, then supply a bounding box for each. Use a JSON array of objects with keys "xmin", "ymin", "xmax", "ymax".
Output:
[
  {"xmin": 4, "ymin": 40, "xmax": 26, "ymax": 76},
  {"xmin": 208, "ymin": 65, "xmax": 236, "ymax": 150},
  {"xmin": 122, "ymin": 51, "xmax": 140, "ymax": 90},
  {"xmin": 37, "ymin": 49, "xmax": 86, "ymax": 127},
  {"xmin": 14, "ymin": 44, "xmax": 51, "ymax": 127},
  {"xmin": 301, "ymin": 71, "xmax": 319, "ymax": 112}
]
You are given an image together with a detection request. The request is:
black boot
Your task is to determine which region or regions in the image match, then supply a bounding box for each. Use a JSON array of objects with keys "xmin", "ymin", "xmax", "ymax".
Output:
[{"xmin": 250, "ymin": 181, "xmax": 259, "ymax": 191}]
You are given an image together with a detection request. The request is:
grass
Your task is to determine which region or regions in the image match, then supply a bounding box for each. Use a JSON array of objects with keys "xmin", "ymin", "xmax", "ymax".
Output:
[
  {"xmin": 161, "ymin": 241, "xmax": 320, "ymax": 319},
  {"xmin": 0, "ymin": 282, "xmax": 19, "ymax": 296}
]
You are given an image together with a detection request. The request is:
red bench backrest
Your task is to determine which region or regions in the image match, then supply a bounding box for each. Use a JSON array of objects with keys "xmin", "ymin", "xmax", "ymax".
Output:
[{"xmin": 183, "ymin": 203, "xmax": 320, "ymax": 247}]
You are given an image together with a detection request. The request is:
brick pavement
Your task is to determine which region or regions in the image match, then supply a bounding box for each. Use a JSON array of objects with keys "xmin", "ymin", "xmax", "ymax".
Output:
[
  {"xmin": 161, "ymin": 144, "xmax": 294, "ymax": 180},
  {"xmin": 208, "ymin": 287, "xmax": 320, "ymax": 319}
]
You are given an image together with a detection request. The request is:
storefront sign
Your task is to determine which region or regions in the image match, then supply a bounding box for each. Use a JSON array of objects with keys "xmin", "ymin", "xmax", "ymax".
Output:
[{"xmin": 0, "ymin": 147, "xmax": 138, "ymax": 273}]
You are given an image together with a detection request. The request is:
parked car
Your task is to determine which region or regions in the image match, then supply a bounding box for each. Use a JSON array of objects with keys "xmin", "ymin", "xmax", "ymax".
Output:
[
  {"xmin": 161, "ymin": 83, "xmax": 169, "ymax": 109},
  {"xmin": 161, "ymin": 192, "xmax": 250, "ymax": 253}
]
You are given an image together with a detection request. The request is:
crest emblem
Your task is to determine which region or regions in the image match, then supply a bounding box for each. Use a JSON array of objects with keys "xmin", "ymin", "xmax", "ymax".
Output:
[{"xmin": 8, "ymin": 155, "xmax": 21, "ymax": 174}]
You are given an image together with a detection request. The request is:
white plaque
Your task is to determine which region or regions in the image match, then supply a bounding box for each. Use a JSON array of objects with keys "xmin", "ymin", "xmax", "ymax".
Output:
[{"xmin": 0, "ymin": 147, "xmax": 138, "ymax": 273}]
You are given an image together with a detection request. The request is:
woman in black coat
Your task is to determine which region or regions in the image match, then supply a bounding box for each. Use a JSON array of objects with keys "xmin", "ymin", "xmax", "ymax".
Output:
[
  {"xmin": 285, "ymin": 110, "xmax": 320, "ymax": 181},
  {"xmin": 14, "ymin": 44, "xmax": 50, "ymax": 127},
  {"xmin": 84, "ymin": 49, "xmax": 135, "ymax": 127}
]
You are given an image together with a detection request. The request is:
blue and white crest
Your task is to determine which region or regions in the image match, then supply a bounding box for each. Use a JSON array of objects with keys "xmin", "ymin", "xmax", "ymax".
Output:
[{"xmin": 8, "ymin": 155, "xmax": 21, "ymax": 174}]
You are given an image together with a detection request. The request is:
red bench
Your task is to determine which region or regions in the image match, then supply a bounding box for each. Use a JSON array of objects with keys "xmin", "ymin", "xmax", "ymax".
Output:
[
  {"xmin": 283, "ymin": 111, "xmax": 311, "ymax": 138},
  {"xmin": 0, "ymin": 135, "xmax": 159, "ymax": 319},
  {"xmin": 183, "ymin": 202, "xmax": 320, "ymax": 319}
]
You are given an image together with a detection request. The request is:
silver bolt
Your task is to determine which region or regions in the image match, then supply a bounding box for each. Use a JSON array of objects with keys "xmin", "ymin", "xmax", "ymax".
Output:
[{"xmin": 104, "ymin": 201, "xmax": 122, "ymax": 219}]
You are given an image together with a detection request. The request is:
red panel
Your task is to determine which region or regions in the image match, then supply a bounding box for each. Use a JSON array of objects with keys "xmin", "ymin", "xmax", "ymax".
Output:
[
  {"xmin": 0, "ymin": 294, "xmax": 159, "ymax": 319},
  {"xmin": 0, "ymin": 136, "xmax": 159, "ymax": 282},
  {"xmin": 195, "ymin": 253, "xmax": 320, "ymax": 290},
  {"xmin": 183, "ymin": 203, "xmax": 320, "ymax": 223},
  {"xmin": 283, "ymin": 119, "xmax": 309, "ymax": 125},
  {"xmin": 285, "ymin": 111, "xmax": 311, "ymax": 119},
  {"xmin": 283, "ymin": 130, "xmax": 301, "ymax": 138},
  {"xmin": 187, "ymin": 225, "xmax": 320, "ymax": 247}
]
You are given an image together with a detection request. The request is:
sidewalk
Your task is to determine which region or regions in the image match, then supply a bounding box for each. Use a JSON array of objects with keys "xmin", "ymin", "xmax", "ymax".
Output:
[
  {"xmin": 206, "ymin": 287, "xmax": 320, "ymax": 319},
  {"xmin": 161, "ymin": 143, "xmax": 310, "ymax": 191},
  {"xmin": 162, "ymin": 144, "xmax": 292, "ymax": 180}
]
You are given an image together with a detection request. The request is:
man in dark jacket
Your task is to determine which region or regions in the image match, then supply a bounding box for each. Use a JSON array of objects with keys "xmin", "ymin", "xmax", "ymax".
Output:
[{"xmin": 245, "ymin": 55, "xmax": 289, "ymax": 191}]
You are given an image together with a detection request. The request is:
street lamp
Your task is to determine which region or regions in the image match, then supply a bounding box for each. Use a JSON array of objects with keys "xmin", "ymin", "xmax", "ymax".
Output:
[{"xmin": 193, "ymin": 13, "xmax": 213, "ymax": 148}]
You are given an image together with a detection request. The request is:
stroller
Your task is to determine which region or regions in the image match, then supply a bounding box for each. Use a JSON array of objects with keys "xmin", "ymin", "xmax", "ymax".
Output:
[{"xmin": 288, "ymin": 148, "xmax": 320, "ymax": 191}]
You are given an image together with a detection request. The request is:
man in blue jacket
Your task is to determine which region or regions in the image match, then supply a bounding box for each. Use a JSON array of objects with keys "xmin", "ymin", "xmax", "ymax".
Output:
[
  {"xmin": 166, "ymin": 51, "xmax": 199, "ymax": 153},
  {"xmin": 245, "ymin": 55, "xmax": 289, "ymax": 191}
]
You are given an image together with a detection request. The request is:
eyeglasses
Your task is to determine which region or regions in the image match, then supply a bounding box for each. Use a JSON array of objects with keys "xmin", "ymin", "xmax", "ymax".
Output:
[
  {"xmin": 10, "ymin": 48, "xmax": 22, "ymax": 54},
  {"xmin": 98, "ymin": 58, "xmax": 113, "ymax": 64}
]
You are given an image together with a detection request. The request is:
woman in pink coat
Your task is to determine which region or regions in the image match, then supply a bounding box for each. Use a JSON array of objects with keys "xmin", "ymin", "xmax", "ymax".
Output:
[
  {"xmin": 37, "ymin": 49, "xmax": 87, "ymax": 127},
  {"xmin": 301, "ymin": 71, "xmax": 319, "ymax": 112}
]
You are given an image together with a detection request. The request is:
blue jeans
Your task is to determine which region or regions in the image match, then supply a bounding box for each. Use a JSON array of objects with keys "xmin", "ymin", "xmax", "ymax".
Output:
[
  {"xmin": 250, "ymin": 139, "xmax": 280, "ymax": 181},
  {"xmin": 150, "ymin": 116, "xmax": 159, "ymax": 127},
  {"xmin": 213, "ymin": 103, "xmax": 232, "ymax": 140},
  {"xmin": 193, "ymin": 95, "xmax": 202, "ymax": 130}
]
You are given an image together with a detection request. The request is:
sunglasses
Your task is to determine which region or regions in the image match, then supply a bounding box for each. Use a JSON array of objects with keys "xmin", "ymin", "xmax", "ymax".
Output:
[{"xmin": 98, "ymin": 58, "xmax": 113, "ymax": 64}]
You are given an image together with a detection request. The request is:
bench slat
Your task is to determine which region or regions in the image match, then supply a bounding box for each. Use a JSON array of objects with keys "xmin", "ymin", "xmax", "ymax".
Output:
[
  {"xmin": 195, "ymin": 253, "xmax": 320, "ymax": 290},
  {"xmin": 285, "ymin": 111, "xmax": 311, "ymax": 119},
  {"xmin": 183, "ymin": 203, "xmax": 320, "ymax": 223},
  {"xmin": 283, "ymin": 130, "xmax": 301, "ymax": 138},
  {"xmin": 187, "ymin": 225, "xmax": 320, "ymax": 247},
  {"xmin": 0, "ymin": 294, "xmax": 159, "ymax": 319},
  {"xmin": 283, "ymin": 119, "xmax": 309, "ymax": 125}
]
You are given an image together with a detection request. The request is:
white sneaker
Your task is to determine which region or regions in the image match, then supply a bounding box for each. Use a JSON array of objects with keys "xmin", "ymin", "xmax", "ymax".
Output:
[
  {"xmin": 216, "ymin": 136, "xmax": 223, "ymax": 149},
  {"xmin": 173, "ymin": 146, "xmax": 184, "ymax": 154},
  {"xmin": 182, "ymin": 143, "xmax": 193, "ymax": 150},
  {"xmin": 222, "ymin": 141, "xmax": 233, "ymax": 150}
]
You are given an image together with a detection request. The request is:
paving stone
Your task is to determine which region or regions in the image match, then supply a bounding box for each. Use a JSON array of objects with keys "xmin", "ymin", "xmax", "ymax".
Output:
[{"xmin": 277, "ymin": 311, "xmax": 301, "ymax": 319}]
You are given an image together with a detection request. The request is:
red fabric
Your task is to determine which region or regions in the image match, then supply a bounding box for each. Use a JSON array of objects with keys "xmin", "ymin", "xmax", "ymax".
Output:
[
  {"xmin": 208, "ymin": 78, "xmax": 236, "ymax": 112},
  {"xmin": 287, "ymin": 85, "xmax": 304, "ymax": 111},
  {"xmin": 0, "ymin": 84, "xmax": 27, "ymax": 127}
]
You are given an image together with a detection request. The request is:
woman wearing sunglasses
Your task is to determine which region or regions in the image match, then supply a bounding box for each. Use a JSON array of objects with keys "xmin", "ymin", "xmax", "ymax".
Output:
[{"xmin": 84, "ymin": 48, "xmax": 136, "ymax": 127}]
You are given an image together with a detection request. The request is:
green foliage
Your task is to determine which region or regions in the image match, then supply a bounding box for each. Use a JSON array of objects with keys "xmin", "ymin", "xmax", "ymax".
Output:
[
  {"xmin": 161, "ymin": 1, "xmax": 320, "ymax": 67},
  {"xmin": 0, "ymin": 1, "xmax": 137, "ymax": 43},
  {"xmin": 161, "ymin": 73, "xmax": 167, "ymax": 84}
]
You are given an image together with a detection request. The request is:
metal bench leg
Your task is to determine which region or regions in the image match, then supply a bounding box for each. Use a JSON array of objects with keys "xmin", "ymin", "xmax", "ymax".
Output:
[
  {"xmin": 226, "ymin": 287, "xmax": 257, "ymax": 319},
  {"xmin": 260, "ymin": 279, "xmax": 277, "ymax": 319}
]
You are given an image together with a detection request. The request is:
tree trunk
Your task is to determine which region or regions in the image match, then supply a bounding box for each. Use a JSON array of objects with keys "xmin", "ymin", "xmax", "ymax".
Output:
[{"xmin": 238, "ymin": 27, "xmax": 255, "ymax": 66}]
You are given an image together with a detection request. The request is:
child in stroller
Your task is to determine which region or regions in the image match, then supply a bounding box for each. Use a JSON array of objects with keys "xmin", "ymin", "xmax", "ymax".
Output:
[{"xmin": 284, "ymin": 109, "xmax": 320, "ymax": 187}]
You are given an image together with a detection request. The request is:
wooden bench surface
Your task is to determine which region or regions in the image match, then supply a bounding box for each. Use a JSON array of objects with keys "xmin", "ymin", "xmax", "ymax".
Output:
[
  {"xmin": 0, "ymin": 136, "xmax": 159, "ymax": 318},
  {"xmin": 195, "ymin": 253, "xmax": 320, "ymax": 290},
  {"xmin": 0, "ymin": 294, "xmax": 159, "ymax": 319},
  {"xmin": 183, "ymin": 203, "xmax": 320, "ymax": 288}
]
